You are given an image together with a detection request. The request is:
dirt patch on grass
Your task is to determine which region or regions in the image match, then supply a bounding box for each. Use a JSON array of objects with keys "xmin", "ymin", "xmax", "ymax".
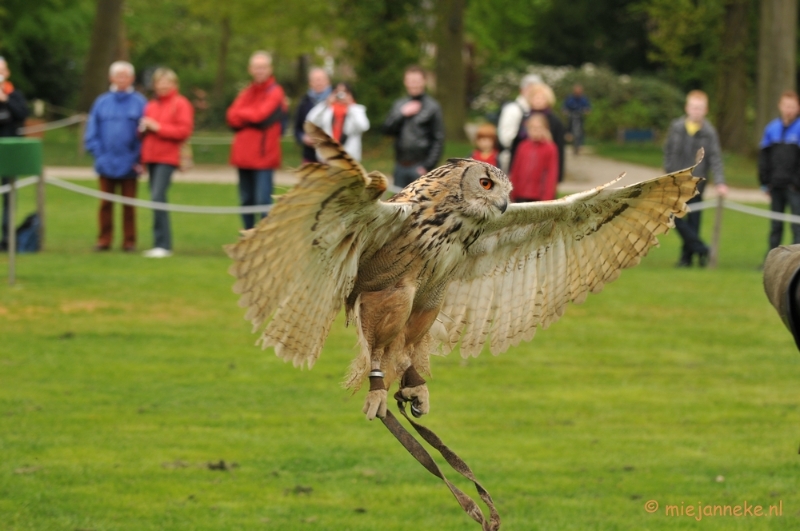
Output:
[{"xmin": 59, "ymin": 300, "xmax": 114, "ymax": 314}]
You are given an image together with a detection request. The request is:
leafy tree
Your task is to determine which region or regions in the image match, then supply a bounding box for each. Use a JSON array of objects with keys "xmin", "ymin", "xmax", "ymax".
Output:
[
  {"xmin": 435, "ymin": 0, "xmax": 467, "ymax": 141},
  {"xmin": 79, "ymin": 0, "xmax": 125, "ymax": 111},
  {"xmin": 756, "ymin": 0, "xmax": 798, "ymax": 144},
  {"xmin": 529, "ymin": 0, "xmax": 652, "ymax": 73},
  {"xmin": 0, "ymin": 0, "xmax": 93, "ymax": 108},
  {"xmin": 337, "ymin": 0, "xmax": 426, "ymax": 128},
  {"xmin": 636, "ymin": 0, "xmax": 726, "ymax": 90},
  {"xmin": 465, "ymin": 0, "xmax": 541, "ymax": 70}
]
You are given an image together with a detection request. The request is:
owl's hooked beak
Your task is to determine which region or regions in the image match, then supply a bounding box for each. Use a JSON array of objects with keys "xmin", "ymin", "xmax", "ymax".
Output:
[{"xmin": 496, "ymin": 198, "xmax": 508, "ymax": 214}]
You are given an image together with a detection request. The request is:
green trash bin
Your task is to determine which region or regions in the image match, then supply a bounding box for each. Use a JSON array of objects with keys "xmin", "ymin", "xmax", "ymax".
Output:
[
  {"xmin": 0, "ymin": 137, "xmax": 43, "ymax": 176},
  {"xmin": 0, "ymin": 137, "xmax": 44, "ymax": 285}
]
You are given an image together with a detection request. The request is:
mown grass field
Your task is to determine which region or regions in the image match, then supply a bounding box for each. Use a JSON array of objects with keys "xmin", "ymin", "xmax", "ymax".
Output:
[{"xmin": 1, "ymin": 179, "xmax": 799, "ymax": 530}]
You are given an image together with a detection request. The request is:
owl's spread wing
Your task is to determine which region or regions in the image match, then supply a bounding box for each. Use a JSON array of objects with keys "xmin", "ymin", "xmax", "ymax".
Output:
[
  {"xmin": 225, "ymin": 123, "xmax": 412, "ymax": 368},
  {"xmin": 434, "ymin": 167, "xmax": 700, "ymax": 358}
]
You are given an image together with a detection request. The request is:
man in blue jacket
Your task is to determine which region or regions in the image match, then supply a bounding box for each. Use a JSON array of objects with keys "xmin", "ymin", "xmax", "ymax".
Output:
[
  {"xmin": 84, "ymin": 61, "xmax": 146, "ymax": 252},
  {"xmin": 759, "ymin": 90, "xmax": 800, "ymax": 252}
]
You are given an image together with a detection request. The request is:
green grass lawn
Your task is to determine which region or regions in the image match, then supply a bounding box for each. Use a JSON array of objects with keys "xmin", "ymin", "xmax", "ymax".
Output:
[
  {"xmin": 593, "ymin": 141, "xmax": 759, "ymax": 190},
  {"xmin": 1, "ymin": 180, "xmax": 799, "ymax": 530}
]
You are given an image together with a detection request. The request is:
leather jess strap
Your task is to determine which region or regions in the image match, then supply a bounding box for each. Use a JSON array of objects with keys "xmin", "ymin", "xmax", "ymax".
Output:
[{"xmin": 381, "ymin": 394, "xmax": 501, "ymax": 531}]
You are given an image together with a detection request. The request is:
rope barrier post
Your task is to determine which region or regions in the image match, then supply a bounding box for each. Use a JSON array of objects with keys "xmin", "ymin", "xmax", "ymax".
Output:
[
  {"xmin": 37, "ymin": 170, "xmax": 46, "ymax": 250},
  {"xmin": 0, "ymin": 137, "xmax": 44, "ymax": 285},
  {"xmin": 77, "ymin": 119, "xmax": 86, "ymax": 157},
  {"xmin": 709, "ymin": 194, "xmax": 724, "ymax": 269},
  {"xmin": 8, "ymin": 177, "xmax": 16, "ymax": 285}
]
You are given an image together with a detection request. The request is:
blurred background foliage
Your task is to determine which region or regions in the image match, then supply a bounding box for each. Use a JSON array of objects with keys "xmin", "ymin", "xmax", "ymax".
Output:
[{"xmin": 0, "ymin": 0, "xmax": 794, "ymax": 152}]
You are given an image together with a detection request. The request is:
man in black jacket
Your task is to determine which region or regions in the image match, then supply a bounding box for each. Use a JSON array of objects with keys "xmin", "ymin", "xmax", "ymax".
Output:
[
  {"xmin": 0, "ymin": 57, "xmax": 29, "ymax": 251},
  {"xmin": 759, "ymin": 90, "xmax": 800, "ymax": 252},
  {"xmin": 294, "ymin": 67, "xmax": 330, "ymax": 164},
  {"xmin": 382, "ymin": 66, "xmax": 445, "ymax": 188}
]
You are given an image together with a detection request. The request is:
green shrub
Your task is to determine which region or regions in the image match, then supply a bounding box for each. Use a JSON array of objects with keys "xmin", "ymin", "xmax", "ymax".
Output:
[{"xmin": 472, "ymin": 64, "xmax": 685, "ymax": 141}]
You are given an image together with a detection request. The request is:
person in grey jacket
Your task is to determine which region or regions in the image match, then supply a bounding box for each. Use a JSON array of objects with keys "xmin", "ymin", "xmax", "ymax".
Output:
[
  {"xmin": 382, "ymin": 66, "xmax": 445, "ymax": 188},
  {"xmin": 664, "ymin": 90, "xmax": 728, "ymax": 267}
]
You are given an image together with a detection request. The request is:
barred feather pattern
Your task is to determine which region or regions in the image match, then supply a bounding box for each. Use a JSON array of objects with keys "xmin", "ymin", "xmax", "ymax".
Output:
[
  {"xmin": 434, "ymin": 168, "xmax": 700, "ymax": 358},
  {"xmin": 224, "ymin": 125, "xmax": 411, "ymax": 369}
]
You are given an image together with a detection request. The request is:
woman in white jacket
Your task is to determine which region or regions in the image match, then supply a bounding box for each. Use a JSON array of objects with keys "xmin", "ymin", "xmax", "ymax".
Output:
[{"xmin": 306, "ymin": 82, "xmax": 370, "ymax": 161}]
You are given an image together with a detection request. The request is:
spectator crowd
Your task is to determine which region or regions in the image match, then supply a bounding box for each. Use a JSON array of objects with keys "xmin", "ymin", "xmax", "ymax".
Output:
[{"xmin": 2, "ymin": 51, "xmax": 800, "ymax": 267}]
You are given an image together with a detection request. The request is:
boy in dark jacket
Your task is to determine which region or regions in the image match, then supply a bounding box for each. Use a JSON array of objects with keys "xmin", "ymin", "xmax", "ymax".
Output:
[
  {"xmin": 0, "ymin": 56, "xmax": 29, "ymax": 251},
  {"xmin": 759, "ymin": 90, "xmax": 800, "ymax": 251},
  {"xmin": 663, "ymin": 90, "xmax": 728, "ymax": 267}
]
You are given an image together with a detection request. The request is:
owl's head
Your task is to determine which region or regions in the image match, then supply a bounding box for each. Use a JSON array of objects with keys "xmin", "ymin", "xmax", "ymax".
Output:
[{"xmin": 447, "ymin": 159, "xmax": 512, "ymax": 221}]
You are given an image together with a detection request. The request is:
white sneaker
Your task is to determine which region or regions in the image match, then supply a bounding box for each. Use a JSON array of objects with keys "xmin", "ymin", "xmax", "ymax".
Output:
[{"xmin": 143, "ymin": 247, "xmax": 173, "ymax": 258}]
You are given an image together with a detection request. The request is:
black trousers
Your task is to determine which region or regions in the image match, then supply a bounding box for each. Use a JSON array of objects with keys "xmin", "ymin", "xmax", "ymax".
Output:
[
  {"xmin": 769, "ymin": 186, "xmax": 800, "ymax": 250},
  {"xmin": 1, "ymin": 177, "xmax": 10, "ymax": 248},
  {"xmin": 674, "ymin": 180, "xmax": 708, "ymax": 260}
]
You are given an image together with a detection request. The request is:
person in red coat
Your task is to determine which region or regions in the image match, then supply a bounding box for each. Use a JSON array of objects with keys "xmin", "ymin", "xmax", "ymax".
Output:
[
  {"xmin": 226, "ymin": 51, "xmax": 287, "ymax": 229},
  {"xmin": 470, "ymin": 123, "xmax": 499, "ymax": 168},
  {"xmin": 509, "ymin": 114, "xmax": 559, "ymax": 203},
  {"xmin": 139, "ymin": 68, "xmax": 194, "ymax": 258}
]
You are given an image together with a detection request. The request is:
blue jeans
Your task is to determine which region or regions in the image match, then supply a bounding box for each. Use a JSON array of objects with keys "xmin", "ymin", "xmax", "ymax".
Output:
[
  {"xmin": 674, "ymin": 179, "xmax": 708, "ymax": 260},
  {"xmin": 148, "ymin": 163, "xmax": 175, "ymax": 250},
  {"xmin": 237, "ymin": 168, "xmax": 273, "ymax": 229},
  {"xmin": 393, "ymin": 163, "xmax": 424, "ymax": 190}
]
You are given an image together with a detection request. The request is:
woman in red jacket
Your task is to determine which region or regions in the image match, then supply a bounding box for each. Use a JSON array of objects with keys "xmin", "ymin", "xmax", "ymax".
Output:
[
  {"xmin": 509, "ymin": 113, "xmax": 559, "ymax": 203},
  {"xmin": 139, "ymin": 68, "xmax": 194, "ymax": 258},
  {"xmin": 226, "ymin": 51, "xmax": 287, "ymax": 229}
]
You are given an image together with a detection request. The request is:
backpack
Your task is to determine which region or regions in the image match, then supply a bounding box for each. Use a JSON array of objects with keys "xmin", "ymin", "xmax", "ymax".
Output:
[{"xmin": 15, "ymin": 213, "xmax": 40, "ymax": 253}]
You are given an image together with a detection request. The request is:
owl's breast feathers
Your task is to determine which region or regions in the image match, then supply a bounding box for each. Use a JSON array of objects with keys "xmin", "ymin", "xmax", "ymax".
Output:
[{"xmin": 348, "ymin": 179, "xmax": 476, "ymax": 313}]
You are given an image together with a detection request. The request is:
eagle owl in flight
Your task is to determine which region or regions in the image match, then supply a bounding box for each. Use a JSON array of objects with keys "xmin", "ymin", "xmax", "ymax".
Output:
[{"xmin": 226, "ymin": 123, "xmax": 699, "ymax": 420}]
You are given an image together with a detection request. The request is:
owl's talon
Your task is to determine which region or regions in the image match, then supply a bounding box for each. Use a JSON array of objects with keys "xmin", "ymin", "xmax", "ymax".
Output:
[
  {"xmin": 363, "ymin": 389, "xmax": 388, "ymax": 420},
  {"xmin": 398, "ymin": 383, "xmax": 430, "ymax": 417}
]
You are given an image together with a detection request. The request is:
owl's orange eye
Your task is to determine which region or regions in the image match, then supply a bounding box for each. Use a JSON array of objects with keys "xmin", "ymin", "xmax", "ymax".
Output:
[{"xmin": 480, "ymin": 178, "xmax": 494, "ymax": 190}]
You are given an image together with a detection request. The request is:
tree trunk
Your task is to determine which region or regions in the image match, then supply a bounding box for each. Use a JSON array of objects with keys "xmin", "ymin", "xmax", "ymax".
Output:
[
  {"xmin": 715, "ymin": 0, "xmax": 750, "ymax": 154},
  {"xmin": 755, "ymin": 0, "xmax": 798, "ymax": 145},
  {"xmin": 434, "ymin": 0, "xmax": 467, "ymax": 142},
  {"xmin": 212, "ymin": 16, "xmax": 232, "ymax": 109},
  {"xmin": 78, "ymin": 0, "xmax": 125, "ymax": 112},
  {"xmin": 296, "ymin": 54, "xmax": 310, "ymax": 99},
  {"xmin": 115, "ymin": 13, "xmax": 130, "ymax": 62}
]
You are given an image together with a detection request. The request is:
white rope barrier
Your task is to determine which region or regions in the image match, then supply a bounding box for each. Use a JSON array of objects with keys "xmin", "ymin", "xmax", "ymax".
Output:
[
  {"xmin": 5, "ymin": 170, "xmax": 800, "ymax": 224},
  {"xmin": 0, "ymin": 176, "xmax": 39, "ymax": 194},
  {"xmin": 45, "ymin": 177, "xmax": 273, "ymax": 214},
  {"xmin": 686, "ymin": 199, "xmax": 718, "ymax": 212},
  {"xmin": 685, "ymin": 198, "xmax": 800, "ymax": 224},
  {"xmin": 18, "ymin": 114, "xmax": 87, "ymax": 135},
  {"xmin": 720, "ymin": 201, "xmax": 800, "ymax": 224}
]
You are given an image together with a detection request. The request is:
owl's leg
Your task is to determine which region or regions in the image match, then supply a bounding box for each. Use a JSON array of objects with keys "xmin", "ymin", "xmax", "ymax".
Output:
[
  {"xmin": 362, "ymin": 350, "xmax": 388, "ymax": 420},
  {"xmin": 397, "ymin": 365, "xmax": 429, "ymax": 417}
]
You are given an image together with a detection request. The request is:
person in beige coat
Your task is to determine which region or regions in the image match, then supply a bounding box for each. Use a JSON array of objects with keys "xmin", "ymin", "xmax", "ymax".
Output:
[{"xmin": 763, "ymin": 244, "xmax": 800, "ymax": 350}]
